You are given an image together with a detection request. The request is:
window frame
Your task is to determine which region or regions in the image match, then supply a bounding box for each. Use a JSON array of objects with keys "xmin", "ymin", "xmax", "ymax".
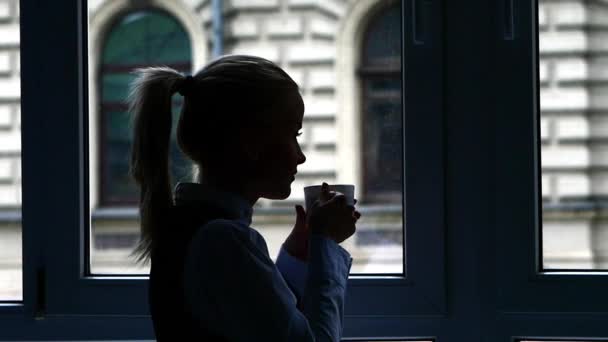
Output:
[
  {"xmin": 5, "ymin": 0, "xmax": 449, "ymax": 339},
  {"xmin": 495, "ymin": 0, "xmax": 608, "ymax": 312},
  {"xmin": 490, "ymin": 0, "xmax": 608, "ymax": 340}
]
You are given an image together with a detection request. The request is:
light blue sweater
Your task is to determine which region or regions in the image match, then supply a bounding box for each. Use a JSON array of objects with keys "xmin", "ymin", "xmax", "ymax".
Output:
[{"xmin": 175, "ymin": 182, "xmax": 353, "ymax": 341}]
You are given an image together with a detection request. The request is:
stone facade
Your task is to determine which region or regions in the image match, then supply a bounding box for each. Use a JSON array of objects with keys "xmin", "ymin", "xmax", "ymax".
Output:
[
  {"xmin": 539, "ymin": 0, "xmax": 608, "ymax": 269},
  {"xmin": 85, "ymin": 0, "xmax": 403, "ymax": 276},
  {"xmin": 0, "ymin": 0, "xmax": 19, "ymax": 208},
  {"xmin": 0, "ymin": 0, "xmax": 20, "ymax": 300},
  {"xmin": 1, "ymin": 0, "xmax": 608, "ymax": 299}
]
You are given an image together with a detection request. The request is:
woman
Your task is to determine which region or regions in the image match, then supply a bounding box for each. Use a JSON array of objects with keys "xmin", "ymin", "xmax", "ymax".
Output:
[{"xmin": 128, "ymin": 55, "xmax": 361, "ymax": 341}]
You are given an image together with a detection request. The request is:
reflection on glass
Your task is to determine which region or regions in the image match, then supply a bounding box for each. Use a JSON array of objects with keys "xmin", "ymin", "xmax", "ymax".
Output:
[
  {"xmin": 0, "ymin": 0, "xmax": 21, "ymax": 300},
  {"xmin": 539, "ymin": 1, "xmax": 608, "ymax": 270},
  {"xmin": 88, "ymin": 0, "xmax": 404, "ymax": 274}
]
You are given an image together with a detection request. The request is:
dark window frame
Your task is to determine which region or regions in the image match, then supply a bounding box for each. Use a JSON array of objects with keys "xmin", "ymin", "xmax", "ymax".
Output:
[{"xmin": 0, "ymin": 0, "xmax": 460, "ymax": 339}]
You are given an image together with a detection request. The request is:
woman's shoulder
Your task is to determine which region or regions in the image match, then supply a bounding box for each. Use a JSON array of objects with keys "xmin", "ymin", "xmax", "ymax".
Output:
[
  {"xmin": 189, "ymin": 218, "xmax": 271, "ymax": 260},
  {"xmin": 190, "ymin": 218, "xmax": 238, "ymax": 243},
  {"xmin": 189, "ymin": 218, "xmax": 255, "ymax": 249},
  {"xmin": 197, "ymin": 218, "xmax": 250, "ymax": 236}
]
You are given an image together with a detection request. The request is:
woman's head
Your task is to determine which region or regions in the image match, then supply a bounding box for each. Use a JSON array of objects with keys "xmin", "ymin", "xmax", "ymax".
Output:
[
  {"xmin": 128, "ymin": 55, "xmax": 306, "ymax": 262},
  {"xmin": 176, "ymin": 55, "xmax": 306, "ymax": 196}
]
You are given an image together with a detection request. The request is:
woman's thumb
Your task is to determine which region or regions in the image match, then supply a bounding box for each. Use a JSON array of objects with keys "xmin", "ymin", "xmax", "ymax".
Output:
[
  {"xmin": 295, "ymin": 204, "xmax": 304, "ymax": 216},
  {"xmin": 295, "ymin": 205, "xmax": 307, "ymax": 222}
]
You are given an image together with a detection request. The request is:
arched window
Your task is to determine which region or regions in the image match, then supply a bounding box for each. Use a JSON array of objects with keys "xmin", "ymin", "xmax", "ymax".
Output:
[
  {"xmin": 99, "ymin": 10, "xmax": 192, "ymax": 206},
  {"xmin": 359, "ymin": 4, "xmax": 402, "ymax": 203}
]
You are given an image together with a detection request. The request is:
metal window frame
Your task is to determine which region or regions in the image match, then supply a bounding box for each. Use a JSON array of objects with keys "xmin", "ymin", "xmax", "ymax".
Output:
[
  {"xmin": 489, "ymin": 0, "xmax": 608, "ymax": 340},
  {"xmin": 1, "ymin": 0, "xmax": 448, "ymax": 339}
]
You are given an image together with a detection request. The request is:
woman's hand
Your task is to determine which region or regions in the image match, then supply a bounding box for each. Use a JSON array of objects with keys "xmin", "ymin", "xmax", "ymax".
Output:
[
  {"xmin": 283, "ymin": 183, "xmax": 362, "ymax": 261},
  {"xmin": 283, "ymin": 204, "xmax": 310, "ymax": 262},
  {"xmin": 308, "ymin": 182, "xmax": 362, "ymax": 244}
]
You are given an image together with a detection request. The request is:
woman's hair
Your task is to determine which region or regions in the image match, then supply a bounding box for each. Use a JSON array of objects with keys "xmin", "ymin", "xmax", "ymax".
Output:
[{"xmin": 127, "ymin": 55, "xmax": 300, "ymax": 264}]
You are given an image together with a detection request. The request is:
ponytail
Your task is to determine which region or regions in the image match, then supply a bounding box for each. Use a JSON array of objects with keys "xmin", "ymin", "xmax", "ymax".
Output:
[
  {"xmin": 125, "ymin": 55, "xmax": 300, "ymax": 264},
  {"xmin": 127, "ymin": 66, "xmax": 184, "ymax": 264}
]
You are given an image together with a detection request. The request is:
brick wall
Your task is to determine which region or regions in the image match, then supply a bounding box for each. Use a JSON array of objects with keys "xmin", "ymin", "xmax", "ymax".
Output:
[
  {"xmin": 197, "ymin": 0, "xmax": 346, "ymax": 206},
  {"xmin": 0, "ymin": 0, "xmax": 19, "ymax": 208},
  {"xmin": 538, "ymin": 0, "xmax": 608, "ymax": 268},
  {"xmin": 2, "ymin": 0, "xmax": 607, "ymax": 295}
]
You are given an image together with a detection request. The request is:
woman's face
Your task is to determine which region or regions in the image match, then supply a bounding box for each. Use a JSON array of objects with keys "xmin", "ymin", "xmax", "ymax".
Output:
[{"xmin": 250, "ymin": 90, "xmax": 307, "ymax": 200}]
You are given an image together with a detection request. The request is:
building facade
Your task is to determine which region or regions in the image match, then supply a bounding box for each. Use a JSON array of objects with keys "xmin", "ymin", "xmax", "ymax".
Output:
[{"xmin": 0, "ymin": 0, "xmax": 606, "ymax": 299}]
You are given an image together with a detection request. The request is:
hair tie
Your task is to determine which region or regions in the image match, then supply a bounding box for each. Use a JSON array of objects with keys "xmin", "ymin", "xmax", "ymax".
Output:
[{"xmin": 177, "ymin": 75, "xmax": 195, "ymax": 97}]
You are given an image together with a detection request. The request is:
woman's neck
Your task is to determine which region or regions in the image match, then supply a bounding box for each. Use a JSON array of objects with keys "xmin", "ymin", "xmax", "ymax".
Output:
[{"xmin": 198, "ymin": 174, "xmax": 259, "ymax": 207}]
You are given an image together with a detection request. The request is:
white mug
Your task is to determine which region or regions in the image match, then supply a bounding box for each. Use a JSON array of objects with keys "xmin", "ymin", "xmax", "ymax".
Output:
[{"xmin": 303, "ymin": 184, "xmax": 355, "ymax": 211}]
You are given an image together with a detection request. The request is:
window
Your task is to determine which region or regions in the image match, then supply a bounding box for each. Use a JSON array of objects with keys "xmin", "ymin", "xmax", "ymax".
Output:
[
  {"xmin": 359, "ymin": 3, "xmax": 403, "ymax": 204},
  {"xmin": 88, "ymin": 0, "xmax": 411, "ymax": 276},
  {"xmin": 91, "ymin": 8, "xmax": 193, "ymax": 274},
  {"xmin": 8, "ymin": 0, "xmax": 607, "ymax": 340},
  {"xmin": 538, "ymin": 1, "xmax": 608, "ymax": 271},
  {"xmin": 8, "ymin": 0, "xmax": 445, "ymax": 338},
  {"xmin": 0, "ymin": 0, "xmax": 20, "ymax": 301},
  {"xmin": 98, "ymin": 10, "xmax": 192, "ymax": 206},
  {"xmin": 492, "ymin": 0, "xmax": 608, "ymax": 340}
]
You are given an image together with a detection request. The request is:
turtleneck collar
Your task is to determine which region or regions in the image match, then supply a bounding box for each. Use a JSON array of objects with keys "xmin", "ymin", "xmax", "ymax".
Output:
[{"xmin": 173, "ymin": 182, "xmax": 254, "ymax": 226}]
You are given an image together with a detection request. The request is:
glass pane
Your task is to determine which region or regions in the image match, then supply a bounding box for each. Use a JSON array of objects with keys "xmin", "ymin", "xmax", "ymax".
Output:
[
  {"xmin": 538, "ymin": 1, "xmax": 608, "ymax": 270},
  {"xmin": 364, "ymin": 5, "xmax": 401, "ymax": 67},
  {"xmin": 0, "ymin": 0, "xmax": 21, "ymax": 300},
  {"xmin": 89, "ymin": 7, "xmax": 192, "ymax": 274},
  {"xmin": 521, "ymin": 340, "xmax": 601, "ymax": 342},
  {"xmin": 88, "ymin": 0, "xmax": 404, "ymax": 275},
  {"xmin": 363, "ymin": 80, "xmax": 402, "ymax": 201}
]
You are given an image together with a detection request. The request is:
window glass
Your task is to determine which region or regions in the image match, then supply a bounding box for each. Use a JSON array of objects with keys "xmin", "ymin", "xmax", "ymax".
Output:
[
  {"xmin": 98, "ymin": 10, "xmax": 192, "ymax": 205},
  {"xmin": 90, "ymin": 9, "xmax": 192, "ymax": 274},
  {"xmin": 360, "ymin": 5, "xmax": 402, "ymax": 204},
  {"xmin": 363, "ymin": 5, "xmax": 401, "ymax": 66},
  {"xmin": 539, "ymin": 1, "xmax": 608, "ymax": 270},
  {"xmin": 521, "ymin": 340, "xmax": 600, "ymax": 342},
  {"xmin": 88, "ymin": 0, "xmax": 404, "ymax": 275},
  {"xmin": 0, "ymin": 0, "xmax": 21, "ymax": 300},
  {"xmin": 362, "ymin": 81, "xmax": 402, "ymax": 201}
]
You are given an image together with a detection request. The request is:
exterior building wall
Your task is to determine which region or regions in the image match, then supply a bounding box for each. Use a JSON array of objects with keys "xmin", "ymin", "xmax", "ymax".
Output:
[
  {"xmin": 0, "ymin": 0, "xmax": 20, "ymax": 208},
  {"xmin": 2, "ymin": 0, "xmax": 608, "ymax": 298},
  {"xmin": 197, "ymin": 0, "xmax": 351, "ymax": 203},
  {"xmin": 540, "ymin": 0, "xmax": 608, "ymax": 269},
  {"xmin": 588, "ymin": 1, "xmax": 608, "ymax": 268},
  {"xmin": 0, "ymin": 0, "xmax": 21, "ymax": 300},
  {"xmin": 86, "ymin": 0, "xmax": 402, "ymax": 275}
]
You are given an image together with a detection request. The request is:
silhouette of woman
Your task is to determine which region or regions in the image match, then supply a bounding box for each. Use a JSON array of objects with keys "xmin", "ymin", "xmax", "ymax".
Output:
[{"xmin": 127, "ymin": 55, "xmax": 361, "ymax": 341}]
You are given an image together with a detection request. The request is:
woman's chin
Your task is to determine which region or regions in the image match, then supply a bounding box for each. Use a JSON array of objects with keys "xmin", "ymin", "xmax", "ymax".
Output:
[
  {"xmin": 278, "ymin": 188, "xmax": 292, "ymax": 199},
  {"xmin": 263, "ymin": 187, "xmax": 292, "ymax": 200}
]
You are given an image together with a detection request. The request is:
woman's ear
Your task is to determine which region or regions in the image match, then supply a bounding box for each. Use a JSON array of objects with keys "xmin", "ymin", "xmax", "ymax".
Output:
[
  {"xmin": 237, "ymin": 125, "xmax": 268, "ymax": 164},
  {"xmin": 239, "ymin": 135, "xmax": 262, "ymax": 163},
  {"xmin": 247, "ymin": 149, "xmax": 260, "ymax": 162}
]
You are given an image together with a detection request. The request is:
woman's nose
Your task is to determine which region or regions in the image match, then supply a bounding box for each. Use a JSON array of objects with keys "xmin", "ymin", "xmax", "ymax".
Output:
[{"xmin": 298, "ymin": 151, "xmax": 306, "ymax": 165}]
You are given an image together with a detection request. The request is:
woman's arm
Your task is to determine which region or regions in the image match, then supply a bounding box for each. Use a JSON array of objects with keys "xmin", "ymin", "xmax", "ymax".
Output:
[
  {"xmin": 301, "ymin": 234, "xmax": 352, "ymax": 339},
  {"xmin": 276, "ymin": 244, "xmax": 308, "ymax": 305},
  {"xmin": 183, "ymin": 219, "xmax": 352, "ymax": 341}
]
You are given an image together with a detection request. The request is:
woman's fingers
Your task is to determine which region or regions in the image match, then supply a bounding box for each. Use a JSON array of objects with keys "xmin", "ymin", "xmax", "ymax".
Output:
[
  {"xmin": 295, "ymin": 205, "xmax": 308, "ymax": 227},
  {"xmin": 319, "ymin": 182, "xmax": 333, "ymax": 203},
  {"xmin": 324, "ymin": 192, "xmax": 346, "ymax": 207}
]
